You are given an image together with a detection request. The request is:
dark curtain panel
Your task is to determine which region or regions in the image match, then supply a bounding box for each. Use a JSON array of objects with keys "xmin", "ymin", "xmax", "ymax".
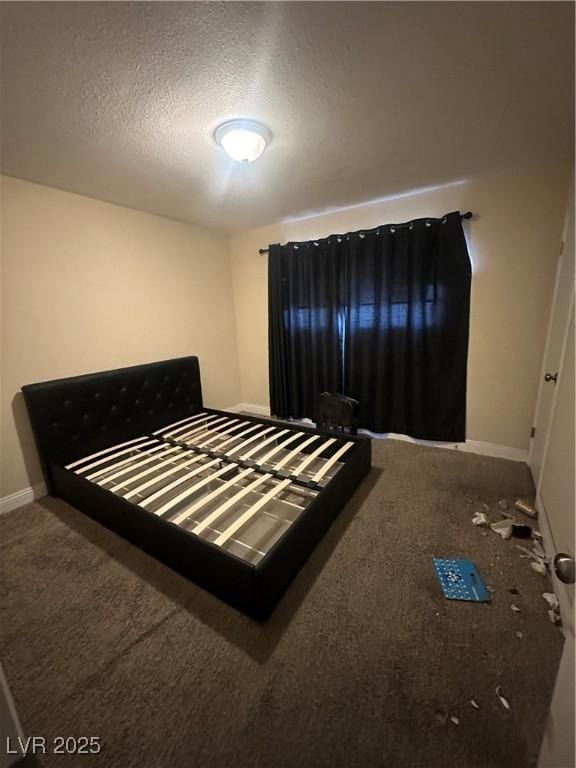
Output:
[
  {"xmin": 268, "ymin": 212, "xmax": 471, "ymax": 441},
  {"xmin": 268, "ymin": 240, "xmax": 343, "ymax": 418},
  {"xmin": 342, "ymin": 212, "xmax": 471, "ymax": 440}
]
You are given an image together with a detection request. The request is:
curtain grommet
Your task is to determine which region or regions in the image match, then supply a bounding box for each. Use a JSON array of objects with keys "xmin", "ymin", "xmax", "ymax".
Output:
[{"xmin": 390, "ymin": 226, "xmax": 396, "ymax": 234}]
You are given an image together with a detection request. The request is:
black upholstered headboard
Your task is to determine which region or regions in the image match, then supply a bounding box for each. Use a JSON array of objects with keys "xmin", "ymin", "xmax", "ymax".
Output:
[{"xmin": 22, "ymin": 357, "xmax": 203, "ymax": 494}]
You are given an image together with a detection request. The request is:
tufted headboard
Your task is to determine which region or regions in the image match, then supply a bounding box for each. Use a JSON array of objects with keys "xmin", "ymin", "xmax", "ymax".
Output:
[{"xmin": 22, "ymin": 357, "xmax": 203, "ymax": 495}]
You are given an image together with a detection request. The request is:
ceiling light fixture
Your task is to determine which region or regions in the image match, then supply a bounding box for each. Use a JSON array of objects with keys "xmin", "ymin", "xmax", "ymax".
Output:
[{"xmin": 214, "ymin": 119, "xmax": 271, "ymax": 163}]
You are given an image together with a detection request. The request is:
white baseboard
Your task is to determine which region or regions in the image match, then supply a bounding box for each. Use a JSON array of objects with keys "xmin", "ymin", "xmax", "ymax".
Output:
[
  {"xmin": 466, "ymin": 441, "xmax": 529, "ymax": 463},
  {"xmin": 226, "ymin": 403, "xmax": 272, "ymax": 417},
  {"xmin": 0, "ymin": 482, "xmax": 47, "ymax": 515},
  {"xmin": 369, "ymin": 432, "xmax": 528, "ymax": 462},
  {"xmin": 226, "ymin": 404, "xmax": 528, "ymax": 462}
]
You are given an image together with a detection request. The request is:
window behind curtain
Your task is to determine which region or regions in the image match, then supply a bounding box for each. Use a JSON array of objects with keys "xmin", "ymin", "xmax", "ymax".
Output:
[{"xmin": 268, "ymin": 213, "xmax": 471, "ymax": 441}]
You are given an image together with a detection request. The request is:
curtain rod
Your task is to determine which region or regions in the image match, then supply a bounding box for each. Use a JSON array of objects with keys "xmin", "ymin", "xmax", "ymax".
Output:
[{"xmin": 258, "ymin": 211, "xmax": 474, "ymax": 254}]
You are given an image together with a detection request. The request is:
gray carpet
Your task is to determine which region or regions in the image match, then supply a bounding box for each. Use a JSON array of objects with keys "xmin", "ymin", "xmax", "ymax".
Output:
[{"xmin": 0, "ymin": 440, "xmax": 563, "ymax": 768}]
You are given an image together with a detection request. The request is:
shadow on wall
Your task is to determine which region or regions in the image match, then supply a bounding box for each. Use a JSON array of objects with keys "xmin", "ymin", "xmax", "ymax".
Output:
[{"xmin": 10, "ymin": 392, "xmax": 43, "ymax": 492}]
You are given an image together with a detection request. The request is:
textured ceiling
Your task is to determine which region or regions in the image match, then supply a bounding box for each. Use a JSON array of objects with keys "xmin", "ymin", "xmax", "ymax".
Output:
[{"xmin": 1, "ymin": 2, "xmax": 574, "ymax": 232}]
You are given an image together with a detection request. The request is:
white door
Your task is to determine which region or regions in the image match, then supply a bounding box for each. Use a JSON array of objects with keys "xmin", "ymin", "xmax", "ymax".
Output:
[
  {"xmin": 539, "ymin": 629, "xmax": 575, "ymax": 768},
  {"xmin": 529, "ymin": 183, "xmax": 574, "ymax": 486},
  {"xmin": 537, "ymin": 302, "xmax": 575, "ymax": 768},
  {"xmin": 535, "ymin": 181, "xmax": 575, "ymax": 768},
  {"xmin": 0, "ymin": 664, "xmax": 25, "ymax": 768},
  {"xmin": 539, "ymin": 297, "xmax": 575, "ymax": 616}
]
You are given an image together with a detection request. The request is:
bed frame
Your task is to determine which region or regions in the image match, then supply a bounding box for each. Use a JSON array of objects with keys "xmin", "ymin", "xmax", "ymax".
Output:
[{"xmin": 22, "ymin": 357, "xmax": 371, "ymax": 619}]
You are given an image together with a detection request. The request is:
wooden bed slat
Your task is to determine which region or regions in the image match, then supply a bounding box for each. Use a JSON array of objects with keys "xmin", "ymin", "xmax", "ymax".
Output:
[
  {"xmin": 225, "ymin": 427, "xmax": 276, "ymax": 457},
  {"xmin": 65, "ymin": 435, "xmax": 150, "ymax": 470},
  {"xmin": 140, "ymin": 457, "xmax": 222, "ymax": 506},
  {"xmin": 161, "ymin": 414, "xmax": 223, "ymax": 439},
  {"xmin": 255, "ymin": 431, "xmax": 304, "ymax": 466},
  {"xmin": 173, "ymin": 468, "xmax": 255, "ymax": 527},
  {"xmin": 122, "ymin": 453, "xmax": 204, "ymax": 500},
  {"xmin": 108, "ymin": 447, "xmax": 189, "ymax": 493},
  {"xmin": 196, "ymin": 419, "xmax": 245, "ymax": 448},
  {"xmin": 80, "ymin": 440, "xmax": 161, "ymax": 477},
  {"xmin": 92, "ymin": 445, "xmax": 181, "ymax": 485},
  {"xmin": 215, "ymin": 423, "xmax": 262, "ymax": 452},
  {"xmin": 173, "ymin": 416, "xmax": 231, "ymax": 442},
  {"xmin": 152, "ymin": 412, "xmax": 208, "ymax": 435},
  {"xmin": 191, "ymin": 472, "xmax": 273, "ymax": 535},
  {"xmin": 153, "ymin": 463, "xmax": 238, "ymax": 518},
  {"xmin": 213, "ymin": 479, "xmax": 293, "ymax": 547},
  {"xmin": 240, "ymin": 429, "xmax": 290, "ymax": 460},
  {"xmin": 291, "ymin": 437, "xmax": 337, "ymax": 476},
  {"xmin": 311, "ymin": 441, "xmax": 354, "ymax": 482},
  {"xmin": 84, "ymin": 442, "xmax": 166, "ymax": 481},
  {"xmin": 273, "ymin": 435, "xmax": 320, "ymax": 471}
]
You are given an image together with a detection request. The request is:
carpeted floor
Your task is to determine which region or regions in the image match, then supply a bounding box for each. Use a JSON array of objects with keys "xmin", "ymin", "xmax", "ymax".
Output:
[{"xmin": 0, "ymin": 439, "xmax": 564, "ymax": 768}]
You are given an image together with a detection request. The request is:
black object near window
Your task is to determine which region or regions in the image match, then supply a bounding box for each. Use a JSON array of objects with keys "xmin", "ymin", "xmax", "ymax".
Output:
[
  {"xmin": 268, "ymin": 212, "xmax": 472, "ymax": 441},
  {"xmin": 315, "ymin": 392, "xmax": 359, "ymax": 435}
]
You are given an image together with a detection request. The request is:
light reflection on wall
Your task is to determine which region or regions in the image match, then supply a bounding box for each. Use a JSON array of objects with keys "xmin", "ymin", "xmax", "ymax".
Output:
[
  {"xmin": 280, "ymin": 179, "xmax": 469, "ymax": 226},
  {"xmin": 463, "ymin": 226, "xmax": 476, "ymax": 273}
]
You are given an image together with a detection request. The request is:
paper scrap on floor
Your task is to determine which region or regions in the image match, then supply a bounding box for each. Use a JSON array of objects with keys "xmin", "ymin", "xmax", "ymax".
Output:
[{"xmin": 433, "ymin": 558, "xmax": 491, "ymax": 602}]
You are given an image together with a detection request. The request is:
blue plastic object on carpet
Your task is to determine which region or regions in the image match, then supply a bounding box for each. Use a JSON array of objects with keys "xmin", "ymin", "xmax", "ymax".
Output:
[{"xmin": 433, "ymin": 558, "xmax": 490, "ymax": 602}]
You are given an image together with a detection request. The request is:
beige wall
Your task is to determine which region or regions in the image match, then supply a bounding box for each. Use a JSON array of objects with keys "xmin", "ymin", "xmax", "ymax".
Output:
[
  {"xmin": 1, "ymin": 176, "xmax": 241, "ymax": 497},
  {"xmin": 0, "ymin": 168, "xmax": 569, "ymax": 497},
  {"xmin": 229, "ymin": 169, "xmax": 570, "ymax": 451}
]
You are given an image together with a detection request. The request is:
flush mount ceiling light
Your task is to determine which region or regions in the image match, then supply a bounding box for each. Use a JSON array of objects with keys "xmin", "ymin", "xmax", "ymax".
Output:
[{"xmin": 214, "ymin": 119, "xmax": 272, "ymax": 163}]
